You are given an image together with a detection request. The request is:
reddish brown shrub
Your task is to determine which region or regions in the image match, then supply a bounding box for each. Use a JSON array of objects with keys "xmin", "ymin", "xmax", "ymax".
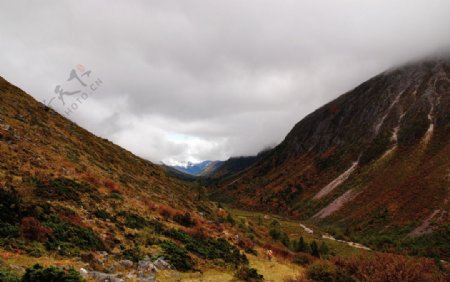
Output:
[
  {"xmin": 103, "ymin": 179, "xmax": 121, "ymax": 194},
  {"xmin": 238, "ymin": 238, "xmax": 256, "ymax": 250},
  {"xmin": 20, "ymin": 217, "xmax": 53, "ymax": 242},
  {"xmin": 58, "ymin": 212, "xmax": 85, "ymax": 227},
  {"xmin": 157, "ymin": 204, "xmax": 178, "ymax": 219},
  {"xmin": 185, "ymin": 226, "xmax": 208, "ymax": 241},
  {"xmin": 332, "ymin": 253, "xmax": 448, "ymax": 282},
  {"xmin": 81, "ymin": 173, "xmax": 101, "ymax": 187}
]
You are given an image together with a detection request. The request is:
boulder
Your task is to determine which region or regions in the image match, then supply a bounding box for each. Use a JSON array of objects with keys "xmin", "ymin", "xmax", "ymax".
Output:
[
  {"xmin": 119, "ymin": 259, "xmax": 134, "ymax": 269},
  {"xmin": 153, "ymin": 257, "xmax": 172, "ymax": 270},
  {"xmin": 89, "ymin": 271, "xmax": 124, "ymax": 282}
]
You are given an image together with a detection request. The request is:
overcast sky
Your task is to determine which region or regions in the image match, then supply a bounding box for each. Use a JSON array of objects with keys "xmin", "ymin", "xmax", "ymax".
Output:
[{"xmin": 1, "ymin": 1, "xmax": 449, "ymax": 165}]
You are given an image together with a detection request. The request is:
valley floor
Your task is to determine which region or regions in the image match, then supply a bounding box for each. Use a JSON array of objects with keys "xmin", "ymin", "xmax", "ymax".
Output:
[{"xmin": 156, "ymin": 251, "xmax": 303, "ymax": 282}]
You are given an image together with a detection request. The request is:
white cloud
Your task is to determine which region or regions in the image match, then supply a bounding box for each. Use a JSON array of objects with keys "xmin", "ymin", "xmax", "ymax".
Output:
[{"xmin": 0, "ymin": 0, "xmax": 449, "ymax": 163}]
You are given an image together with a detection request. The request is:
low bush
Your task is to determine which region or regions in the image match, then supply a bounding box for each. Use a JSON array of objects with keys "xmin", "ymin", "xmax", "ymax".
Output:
[
  {"xmin": 235, "ymin": 266, "xmax": 264, "ymax": 282},
  {"xmin": 123, "ymin": 246, "xmax": 144, "ymax": 262},
  {"xmin": 0, "ymin": 223, "xmax": 20, "ymax": 238},
  {"xmin": 0, "ymin": 239, "xmax": 46, "ymax": 257},
  {"xmin": 160, "ymin": 241, "xmax": 193, "ymax": 272},
  {"xmin": 306, "ymin": 260, "xmax": 336, "ymax": 282},
  {"xmin": 164, "ymin": 229, "xmax": 248, "ymax": 266},
  {"xmin": 34, "ymin": 178, "xmax": 94, "ymax": 203},
  {"xmin": 332, "ymin": 253, "xmax": 449, "ymax": 282},
  {"xmin": 118, "ymin": 211, "xmax": 148, "ymax": 229},
  {"xmin": 20, "ymin": 217, "xmax": 53, "ymax": 242},
  {"xmin": 94, "ymin": 209, "xmax": 111, "ymax": 220},
  {"xmin": 293, "ymin": 253, "xmax": 316, "ymax": 266},
  {"xmin": 44, "ymin": 216, "xmax": 105, "ymax": 254},
  {"xmin": 173, "ymin": 212, "xmax": 196, "ymax": 227},
  {"xmin": 21, "ymin": 264, "xmax": 84, "ymax": 282},
  {"xmin": 0, "ymin": 188, "xmax": 21, "ymax": 224},
  {"xmin": 0, "ymin": 267, "xmax": 20, "ymax": 282}
]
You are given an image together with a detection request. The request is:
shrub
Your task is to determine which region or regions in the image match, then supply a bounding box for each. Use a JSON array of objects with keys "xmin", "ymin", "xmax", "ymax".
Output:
[
  {"xmin": 235, "ymin": 266, "xmax": 264, "ymax": 282},
  {"xmin": 94, "ymin": 209, "xmax": 111, "ymax": 220},
  {"xmin": 0, "ymin": 239, "xmax": 46, "ymax": 257},
  {"xmin": 160, "ymin": 241, "xmax": 193, "ymax": 272},
  {"xmin": 118, "ymin": 211, "xmax": 148, "ymax": 229},
  {"xmin": 225, "ymin": 214, "xmax": 235, "ymax": 225},
  {"xmin": 21, "ymin": 264, "xmax": 84, "ymax": 282},
  {"xmin": 0, "ymin": 267, "xmax": 20, "ymax": 282},
  {"xmin": 44, "ymin": 216, "xmax": 104, "ymax": 253},
  {"xmin": 0, "ymin": 188, "xmax": 21, "ymax": 224},
  {"xmin": 103, "ymin": 180, "xmax": 121, "ymax": 194},
  {"xmin": 269, "ymin": 228, "xmax": 281, "ymax": 240},
  {"xmin": 0, "ymin": 223, "xmax": 20, "ymax": 238},
  {"xmin": 293, "ymin": 253, "xmax": 316, "ymax": 266},
  {"xmin": 123, "ymin": 246, "xmax": 144, "ymax": 262},
  {"xmin": 20, "ymin": 217, "xmax": 53, "ymax": 242},
  {"xmin": 164, "ymin": 229, "xmax": 248, "ymax": 266},
  {"xmin": 173, "ymin": 212, "xmax": 196, "ymax": 227},
  {"xmin": 269, "ymin": 226, "xmax": 290, "ymax": 247},
  {"xmin": 332, "ymin": 253, "xmax": 449, "ymax": 282},
  {"xmin": 34, "ymin": 178, "xmax": 93, "ymax": 203},
  {"xmin": 306, "ymin": 261, "xmax": 336, "ymax": 282}
]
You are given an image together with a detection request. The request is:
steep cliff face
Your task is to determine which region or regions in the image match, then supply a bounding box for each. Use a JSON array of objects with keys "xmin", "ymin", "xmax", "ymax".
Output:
[{"xmin": 213, "ymin": 58, "xmax": 450, "ymax": 257}]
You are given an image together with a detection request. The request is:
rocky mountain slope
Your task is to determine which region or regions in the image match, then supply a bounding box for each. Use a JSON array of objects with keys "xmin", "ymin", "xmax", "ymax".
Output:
[
  {"xmin": 212, "ymin": 58, "xmax": 450, "ymax": 259},
  {"xmin": 0, "ymin": 75, "xmax": 270, "ymax": 280}
]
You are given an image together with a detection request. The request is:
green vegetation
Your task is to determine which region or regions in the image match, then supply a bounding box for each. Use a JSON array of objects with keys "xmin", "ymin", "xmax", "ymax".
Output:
[
  {"xmin": 21, "ymin": 264, "xmax": 84, "ymax": 282},
  {"xmin": 0, "ymin": 267, "xmax": 20, "ymax": 282},
  {"xmin": 306, "ymin": 261, "xmax": 337, "ymax": 282},
  {"xmin": 160, "ymin": 241, "xmax": 193, "ymax": 272},
  {"xmin": 34, "ymin": 178, "xmax": 95, "ymax": 203},
  {"xmin": 0, "ymin": 188, "xmax": 21, "ymax": 224},
  {"xmin": 44, "ymin": 215, "xmax": 105, "ymax": 255},
  {"xmin": 118, "ymin": 211, "xmax": 148, "ymax": 229},
  {"xmin": 123, "ymin": 246, "xmax": 144, "ymax": 262},
  {"xmin": 94, "ymin": 209, "xmax": 112, "ymax": 220},
  {"xmin": 163, "ymin": 228, "xmax": 248, "ymax": 266},
  {"xmin": 173, "ymin": 212, "xmax": 196, "ymax": 227}
]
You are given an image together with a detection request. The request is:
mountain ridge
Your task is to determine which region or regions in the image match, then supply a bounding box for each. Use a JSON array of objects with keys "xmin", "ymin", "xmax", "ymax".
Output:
[{"xmin": 211, "ymin": 57, "xmax": 450, "ymax": 259}]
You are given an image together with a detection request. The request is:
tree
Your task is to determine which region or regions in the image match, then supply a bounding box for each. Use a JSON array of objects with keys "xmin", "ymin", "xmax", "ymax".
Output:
[
  {"xmin": 319, "ymin": 242, "xmax": 329, "ymax": 256},
  {"xmin": 310, "ymin": 241, "xmax": 320, "ymax": 258},
  {"xmin": 296, "ymin": 236, "xmax": 309, "ymax": 253},
  {"xmin": 270, "ymin": 219, "xmax": 280, "ymax": 229},
  {"xmin": 226, "ymin": 214, "xmax": 235, "ymax": 225}
]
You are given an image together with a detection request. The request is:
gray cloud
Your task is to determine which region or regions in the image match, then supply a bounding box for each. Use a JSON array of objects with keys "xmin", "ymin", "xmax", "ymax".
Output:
[{"xmin": 1, "ymin": 0, "xmax": 450, "ymax": 164}]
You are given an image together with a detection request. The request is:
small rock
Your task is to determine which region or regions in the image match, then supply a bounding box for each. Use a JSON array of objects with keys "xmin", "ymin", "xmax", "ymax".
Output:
[
  {"xmin": 153, "ymin": 257, "xmax": 172, "ymax": 270},
  {"xmin": 119, "ymin": 260, "xmax": 134, "ymax": 269},
  {"xmin": 79, "ymin": 268, "xmax": 89, "ymax": 278},
  {"xmin": 90, "ymin": 271, "xmax": 124, "ymax": 282},
  {"xmin": 9, "ymin": 264, "xmax": 25, "ymax": 273}
]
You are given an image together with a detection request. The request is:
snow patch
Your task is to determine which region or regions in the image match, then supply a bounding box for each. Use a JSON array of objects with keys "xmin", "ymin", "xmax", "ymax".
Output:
[{"xmin": 314, "ymin": 162, "xmax": 358, "ymax": 199}]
